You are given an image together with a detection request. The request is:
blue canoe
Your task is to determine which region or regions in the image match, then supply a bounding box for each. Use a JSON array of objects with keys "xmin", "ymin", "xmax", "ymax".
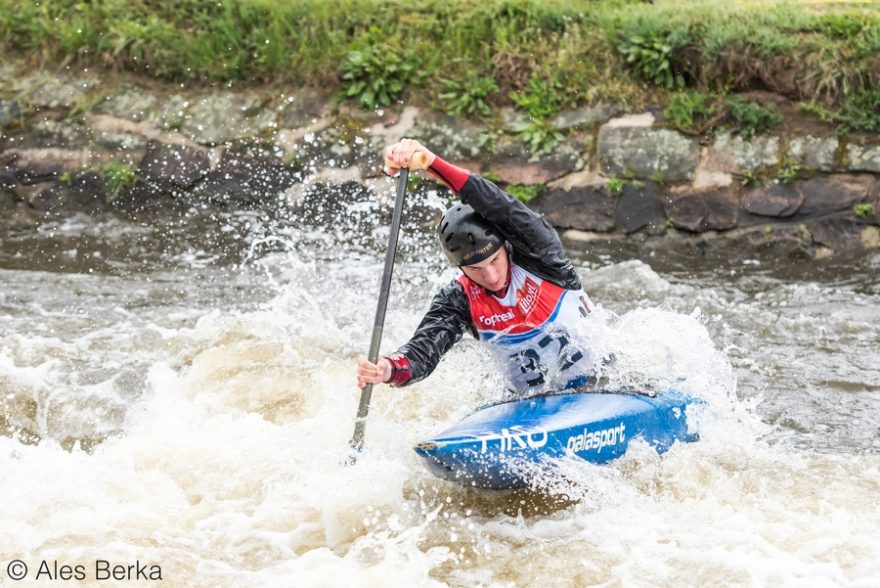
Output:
[{"xmin": 414, "ymin": 389, "xmax": 702, "ymax": 490}]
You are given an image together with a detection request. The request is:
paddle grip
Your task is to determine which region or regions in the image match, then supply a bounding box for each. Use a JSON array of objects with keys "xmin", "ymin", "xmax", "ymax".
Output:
[{"xmin": 384, "ymin": 150, "xmax": 431, "ymax": 171}]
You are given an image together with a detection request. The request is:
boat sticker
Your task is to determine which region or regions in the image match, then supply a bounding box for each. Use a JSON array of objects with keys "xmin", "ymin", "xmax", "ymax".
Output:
[
  {"xmin": 477, "ymin": 426, "xmax": 548, "ymax": 453},
  {"xmin": 565, "ymin": 423, "xmax": 626, "ymax": 454}
]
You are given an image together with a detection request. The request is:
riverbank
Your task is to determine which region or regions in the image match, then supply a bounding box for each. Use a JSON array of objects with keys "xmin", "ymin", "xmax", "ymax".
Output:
[{"xmin": 2, "ymin": 61, "xmax": 878, "ymax": 261}]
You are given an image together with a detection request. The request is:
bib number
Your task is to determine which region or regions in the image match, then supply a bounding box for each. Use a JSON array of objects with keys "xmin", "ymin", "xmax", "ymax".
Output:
[{"xmin": 510, "ymin": 330, "xmax": 585, "ymax": 388}]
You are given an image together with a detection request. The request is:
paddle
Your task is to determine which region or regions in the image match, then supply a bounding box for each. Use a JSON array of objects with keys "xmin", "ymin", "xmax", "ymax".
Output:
[{"xmin": 347, "ymin": 150, "xmax": 430, "ymax": 464}]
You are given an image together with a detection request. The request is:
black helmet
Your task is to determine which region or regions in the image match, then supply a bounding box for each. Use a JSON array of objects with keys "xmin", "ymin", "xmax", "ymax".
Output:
[{"xmin": 438, "ymin": 203, "xmax": 504, "ymax": 266}]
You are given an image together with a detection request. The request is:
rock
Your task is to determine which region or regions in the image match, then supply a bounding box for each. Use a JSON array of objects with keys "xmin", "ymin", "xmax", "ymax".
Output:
[
  {"xmin": 14, "ymin": 72, "xmax": 100, "ymax": 109},
  {"xmin": 12, "ymin": 183, "xmax": 45, "ymax": 207},
  {"xmin": 553, "ymin": 104, "xmax": 624, "ymax": 130},
  {"xmin": 289, "ymin": 120, "xmax": 385, "ymax": 171},
  {"xmin": 499, "ymin": 108, "xmax": 528, "ymax": 133},
  {"xmin": 789, "ymin": 136, "xmax": 839, "ymax": 172},
  {"xmin": 138, "ymin": 142, "xmax": 209, "ymax": 192},
  {"xmin": 808, "ymin": 217, "xmax": 865, "ymax": 250},
  {"xmin": 183, "ymin": 92, "xmax": 276, "ymax": 145},
  {"xmin": 153, "ymin": 95, "xmax": 192, "ymax": 131},
  {"xmin": 0, "ymin": 101, "xmax": 23, "ymax": 128},
  {"xmin": 547, "ymin": 169, "xmax": 605, "ymax": 191},
  {"xmin": 614, "ymin": 183, "xmax": 666, "ymax": 234},
  {"xmin": 108, "ymin": 182, "xmax": 178, "ymax": 213},
  {"xmin": 531, "ymin": 186, "xmax": 616, "ymax": 232},
  {"xmin": 84, "ymin": 114, "xmax": 197, "ymax": 150},
  {"xmin": 722, "ymin": 224, "xmax": 813, "ymax": 259},
  {"xmin": 0, "ymin": 162, "xmax": 16, "ymax": 189},
  {"xmin": 367, "ymin": 106, "xmax": 418, "ymax": 142},
  {"xmin": 0, "ymin": 62, "xmax": 22, "ymax": 93},
  {"xmin": 861, "ymin": 226, "xmax": 880, "ymax": 248},
  {"xmin": 14, "ymin": 117, "xmax": 92, "ymax": 150},
  {"xmin": 845, "ymin": 143, "xmax": 880, "ymax": 173},
  {"xmin": 598, "ymin": 127, "xmax": 699, "ymax": 181},
  {"xmin": 561, "ymin": 229, "xmax": 607, "ymax": 243},
  {"xmin": 0, "ymin": 189, "xmax": 18, "ymax": 210},
  {"xmin": 91, "ymin": 86, "xmax": 160, "ymax": 123},
  {"xmin": 742, "ymin": 183, "xmax": 803, "ymax": 217},
  {"xmin": 93, "ymin": 132, "xmax": 149, "ymax": 151},
  {"xmin": 26, "ymin": 172, "xmax": 108, "ymax": 213},
  {"xmin": 704, "ymin": 132, "xmax": 780, "ymax": 174},
  {"xmin": 276, "ymin": 89, "xmax": 328, "ymax": 128},
  {"xmin": 5, "ymin": 148, "xmax": 102, "ymax": 183},
  {"xmin": 413, "ymin": 111, "xmax": 486, "ymax": 163},
  {"xmin": 692, "ymin": 148, "xmax": 734, "ymax": 189},
  {"xmin": 489, "ymin": 137, "xmax": 584, "ymax": 185},
  {"xmin": 794, "ymin": 174, "xmax": 873, "ymax": 217},
  {"xmin": 664, "ymin": 186, "xmax": 739, "ymax": 232},
  {"xmin": 191, "ymin": 145, "xmax": 297, "ymax": 206},
  {"xmin": 291, "ymin": 180, "xmax": 379, "ymax": 231},
  {"xmin": 868, "ymin": 182, "xmax": 880, "ymax": 224},
  {"xmin": 603, "ymin": 113, "xmax": 655, "ymax": 128}
]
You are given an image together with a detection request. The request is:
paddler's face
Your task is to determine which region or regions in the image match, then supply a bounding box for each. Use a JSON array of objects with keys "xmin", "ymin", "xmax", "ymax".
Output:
[{"xmin": 461, "ymin": 246, "xmax": 509, "ymax": 293}]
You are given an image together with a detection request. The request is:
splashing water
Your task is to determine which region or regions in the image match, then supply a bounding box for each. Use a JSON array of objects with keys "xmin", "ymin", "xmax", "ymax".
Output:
[{"xmin": 1, "ymin": 188, "xmax": 879, "ymax": 586}]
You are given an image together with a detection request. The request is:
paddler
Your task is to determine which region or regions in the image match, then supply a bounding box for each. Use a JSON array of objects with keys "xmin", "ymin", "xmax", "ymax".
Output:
[{"xmin": 356, "ymin": 138, "xmax": 598, "ymax": 397}]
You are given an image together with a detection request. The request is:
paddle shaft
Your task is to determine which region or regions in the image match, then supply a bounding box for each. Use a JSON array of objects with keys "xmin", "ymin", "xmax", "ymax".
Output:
[{"xmin": 349, "ymin": 167, "xmax": 410, "ymax": 457}]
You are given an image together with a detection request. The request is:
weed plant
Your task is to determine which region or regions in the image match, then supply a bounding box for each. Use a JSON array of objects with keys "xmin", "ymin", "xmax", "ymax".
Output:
[
  {"xmin": 506, "ymin": 183, "xmax": 544, "ymax": 203},
  {"xmin": 663, "ymin": 91, "xmax": 717, "ymax": 132},
  {"xmin": 854, "ymin": 203, "xmax": 876, "ymax": 218},
  {"xmin": 835, "ymin": 89, "xmax": 880, "ymax": 133},
  {"xmin": 726, "ymin": 97, "xmax": 784, "ymax": 139},
  {"xmin": 95, "ymin": 162, "xmax": 137, "ymax": 201}
]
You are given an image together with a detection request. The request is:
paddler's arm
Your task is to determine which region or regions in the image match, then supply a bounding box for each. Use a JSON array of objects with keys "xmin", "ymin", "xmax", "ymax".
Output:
[{"xmin": 384, "ymin": 280, "xmax": 475, "ymax": 387}]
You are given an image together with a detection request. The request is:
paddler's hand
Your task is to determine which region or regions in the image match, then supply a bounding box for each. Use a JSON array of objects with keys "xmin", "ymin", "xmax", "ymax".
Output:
[
  {"xmin": 383, "ymin": 139, "xmax": 435, "ymax": 176},
  {"xmin": 357, "ymin": 357, "xmax": 393, "ymax": 389}
]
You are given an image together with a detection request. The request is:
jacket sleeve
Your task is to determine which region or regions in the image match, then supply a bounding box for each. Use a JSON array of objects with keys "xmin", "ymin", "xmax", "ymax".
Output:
[
  {"xmin": 459, "ymin": 173, "xmax": 582, "ymax": 291},
  {"xmin": 386, "ymin": 279, "xmax": 475, "ymax": 386}
]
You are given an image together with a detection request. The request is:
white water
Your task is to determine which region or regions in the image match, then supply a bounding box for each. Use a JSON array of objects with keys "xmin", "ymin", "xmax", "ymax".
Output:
[{"xmin": 2, "ymin": 201, "xmax": 879, "ymax": 587}]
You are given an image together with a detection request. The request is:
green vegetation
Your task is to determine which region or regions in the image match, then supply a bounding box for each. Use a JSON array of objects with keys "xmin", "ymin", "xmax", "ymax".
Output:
[
  {"xmin": 648, "ymin": 171, "xmax": 667, "ymax": 185},
  {"xmin": 606, "ymin": 177, "xmax": 625, "ymax": 196},
  {"xmin": 506, "ymin": 183, "xmax": 544, "ymax": 203},
  {"xmin": 618, "ymin": 28, "xmax": 691, "ymax": 89},
  {"xmin": 340, "ymin": 37, "xmax": 424, "ymax": 110},
  {"xmin": 515, "ymin": 119, "xmax": 565, "ymax": 156},
  {"xmin": 726, "ymin": 97, "xmax": 784, "ymax": 139},
  {"xmin": 663, "ymin": 91, "xmax": 718, "ymax": 132},
  {"xmin": 854, "ymin": 203, "xmax": 876, "ymax": 218},
  {"xmin": 835, "ymin": 89, "xmax": 880, "ymax": 133},
  {"xmin": 510, "ymin": 77, "xmax": 567, "ymax": 154},
  {"xmin": 1, "ymin": 0, "xmax": 878, "ymax": 139},
  {"xmin": 439, "ymin": 74, "xmax": 498, "ymax": 118},
  {"xmin": 739, "ymin": 169, "xmax": 763, "ymax": 187},
  {"xmin": 777, "ymin": 158, "xmax": 802, "ymax": 184},
  {"xmin": 96, "ymin": 162, "xmax": 137, "ymax": 201}
]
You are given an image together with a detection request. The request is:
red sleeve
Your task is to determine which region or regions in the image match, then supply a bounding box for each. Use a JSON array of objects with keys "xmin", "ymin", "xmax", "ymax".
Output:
[
  {"xmin": 428, "ymin": 156, "xmax": 471, "ymax": 193},
  {"xmin": 385, "ymin": 353, "xmax": 412, "ymax": 387}
]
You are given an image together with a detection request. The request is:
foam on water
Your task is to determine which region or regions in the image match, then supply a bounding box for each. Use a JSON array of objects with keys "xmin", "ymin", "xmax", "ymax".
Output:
[{"xmin": 2, "ymin": 215, "xmax": 880, "ymax": 586}]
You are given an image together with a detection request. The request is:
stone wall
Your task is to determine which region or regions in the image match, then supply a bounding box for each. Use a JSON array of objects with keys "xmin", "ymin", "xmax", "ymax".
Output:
[{"xmin": 1, "ymin": 66, "xmax": 878, "ymax": 259}]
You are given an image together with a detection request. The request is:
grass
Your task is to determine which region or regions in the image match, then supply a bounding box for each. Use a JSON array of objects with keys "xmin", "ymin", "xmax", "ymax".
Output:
[
  {"xmin": 506, "ymin": 183, "xmax": 544, "ymax": 203},
  {"xmin": 0, "ymin": 0, "xmax": 878, "ymax": 135},
  {"xmin": 854, "ymin": 202, "xmax": 876, "ymax": 218},
  {"xmin": 95, "ymin": 162, "xmax": 137, "ymax": 201},
  {"xmin": 606, "ymin": 177, "xmax": 625, "ymax": 196}
]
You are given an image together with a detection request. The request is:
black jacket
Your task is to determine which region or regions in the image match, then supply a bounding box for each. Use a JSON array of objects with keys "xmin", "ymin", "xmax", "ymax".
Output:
[{"xmin": 393, "ymin": 173, "xmax": 581, "ymax": 384}]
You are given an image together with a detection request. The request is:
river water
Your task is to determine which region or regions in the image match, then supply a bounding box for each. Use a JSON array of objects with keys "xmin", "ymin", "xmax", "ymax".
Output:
[{"xmin": 1, "ymin": 182, "xmax": 879, "ymax": 587}]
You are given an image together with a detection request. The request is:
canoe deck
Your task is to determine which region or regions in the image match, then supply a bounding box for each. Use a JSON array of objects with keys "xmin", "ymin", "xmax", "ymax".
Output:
[{"xmin": 414, "ymin": 389, "xmax": 701, "ymax": 489}]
